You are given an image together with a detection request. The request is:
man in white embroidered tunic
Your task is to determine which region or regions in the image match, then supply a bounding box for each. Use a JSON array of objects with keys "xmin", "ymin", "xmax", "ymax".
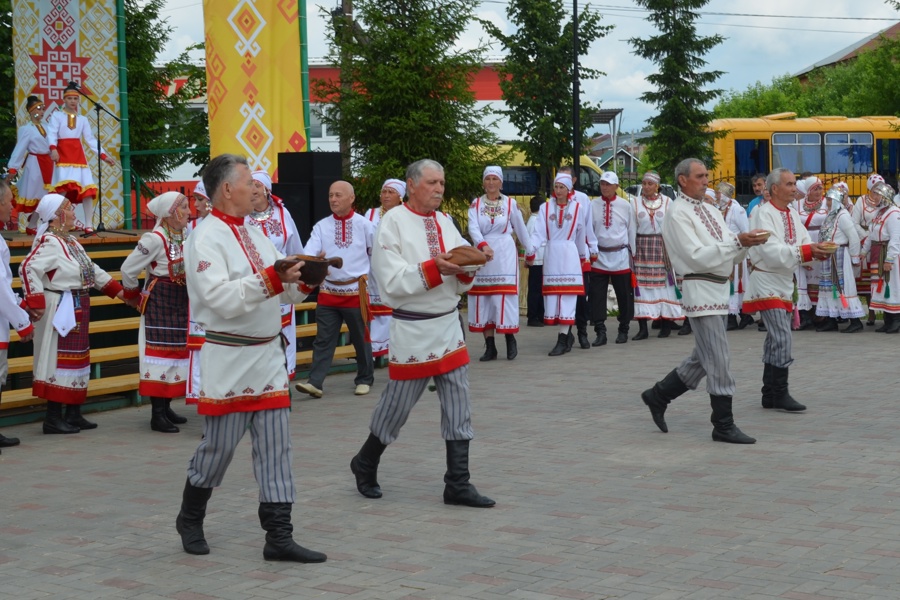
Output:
[
  {"xmin": 294, "ymin": 180, "xmax": 374, "ymax": 398},
  {"xmin": 640, "ymin": 158, "xmax": 768, "ymax": 444},
  {"xmin": 174, "ymin": 154, "xmax": 326, "ymax": 564},
  {"xmin": 349, "ymin": 159, "xmax": 495, "ymax": 508},
  {"xmin": 744, "ymin": 168, "xmax": 830, "ymax": 413}
]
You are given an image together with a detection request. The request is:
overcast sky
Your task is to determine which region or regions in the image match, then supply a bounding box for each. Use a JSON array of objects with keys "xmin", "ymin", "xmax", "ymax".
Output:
[{"xmin": 158, "ymin": 0, "xmax": 899, "ymax": 137}]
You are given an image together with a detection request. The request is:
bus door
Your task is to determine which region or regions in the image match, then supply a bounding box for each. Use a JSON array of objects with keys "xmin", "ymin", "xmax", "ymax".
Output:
[
  {"xmin": 734, "ymin": 138, "xmax": 769, "ymax": 201},
  {"xmin": 876, "ymin": 138, "xmax": 900, "ymax": 189}
]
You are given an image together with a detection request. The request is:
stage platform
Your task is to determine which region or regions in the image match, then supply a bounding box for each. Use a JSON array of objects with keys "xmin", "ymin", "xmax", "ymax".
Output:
[{"xmin": 2, "ymin": 228, "xmax": 149, "ymax": 252}]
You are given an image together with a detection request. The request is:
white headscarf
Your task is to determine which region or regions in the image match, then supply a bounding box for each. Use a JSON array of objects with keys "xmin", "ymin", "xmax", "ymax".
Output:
[
  {"xmin": 252, "ymin": 170, "xmax": 273, "ymax": 191},
  {"xmin": 382, "ymin": 178, "xmax": 406, "ymax": 198},
  {"xmin": 482, "ymin": 166, "xmax": 503, "ymax": 182},
  {"xmin": 34, "ymin": 193, "xmax": 66, "ymax": 240},
  {"xmin": 194, "ymin": 180, "xmax": 208, "ymax": 199},
  {"xmin": 147, "ymin": 191, "xmax": 186, "ymax": 227},
  {"xmin": 554, "ymin": 173, "xmax": 573, "ymax": 191}
]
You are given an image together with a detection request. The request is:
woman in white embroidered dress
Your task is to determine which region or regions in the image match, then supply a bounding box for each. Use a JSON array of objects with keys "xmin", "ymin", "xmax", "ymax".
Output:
[
  {"xmin": 631, "ymin": 170, "xmax": 680, "ymax": 339},
  {"xmin": 186, "ymin": 180, "xmax": 211, "ymax": 405},
  {"xmin": 121, "ymin": 192, "xmax": 192, "ymax": 433},
  {"xmin": 861, "ymin": 181, "xmax": 900, "ymax": 333},
  {"xmin": 246, "ymin": 171, "xmax": 304, "ymax": 380},
  {"xmin": 6, "ymin": 96, "xmax": 52, "ymax": 233},
  {"xmin": 715, "ymin": 182, "xmax": 754, "ymax": 331},
  {"xmin": 467, "ymin": 166, "xmax": 533, "ymax": 361},
  {"xmin": 364, "ymin": 178, "xmax": 405, "ymax": 359},
  {"xmin": 528, "ymin": 173, "xmax": 588, "ymax": 356},
  {"xmin": 21, "ymin": 193, "xmax": 126, "ymax": 434},
  {"xmin": 792, "ymin": 177, "xmax": 828, "ymax": 329},
  {"xmin": 815, "ymin": 186, "xmax": 864, "ymax": 332},
  {"xmin": 853, "ymin": 173, "xmax": 886, "ymax": 326}
]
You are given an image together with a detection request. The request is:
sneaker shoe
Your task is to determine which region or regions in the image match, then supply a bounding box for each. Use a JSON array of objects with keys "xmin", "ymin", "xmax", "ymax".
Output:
[
  {"xmin": 294, "ymin": 382, "xmax": 323, "ymax": 398},
  {"xmin": 354, "ymin": 384, "xmax": 371, "ymax": 396}
]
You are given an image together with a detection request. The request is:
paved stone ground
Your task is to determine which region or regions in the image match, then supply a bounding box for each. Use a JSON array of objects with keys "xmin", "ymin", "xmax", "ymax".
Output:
[{"xmin": 2, "ymin": 320, "xmax": 899, "ymax": 600}]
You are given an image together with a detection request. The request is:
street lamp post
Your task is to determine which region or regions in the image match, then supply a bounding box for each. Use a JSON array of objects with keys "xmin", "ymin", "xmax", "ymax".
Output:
[{"xmin": 572, "ymin": 0, "xmax": 580, "ymax": 186}]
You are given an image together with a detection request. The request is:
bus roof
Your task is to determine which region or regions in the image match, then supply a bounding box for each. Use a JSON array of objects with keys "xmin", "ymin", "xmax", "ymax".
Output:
[{"xmin": 710, "ymin": 114, "xmax": 900, "ymax": 133}]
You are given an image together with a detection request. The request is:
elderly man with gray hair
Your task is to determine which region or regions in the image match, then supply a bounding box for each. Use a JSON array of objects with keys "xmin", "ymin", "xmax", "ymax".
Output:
[
  {"xmin": 349, "ymin": 159, "xmax": 495, "ymax": 508},
  {"xmin": 640, "ymin": 158, "xmax": 768, "ymax": 444}
]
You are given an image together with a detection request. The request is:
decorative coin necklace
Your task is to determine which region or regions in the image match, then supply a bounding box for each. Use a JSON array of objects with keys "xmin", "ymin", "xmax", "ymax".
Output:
[
  {"xmin": 162, "ymin": 224, "xmax": 187, "ymax": 284},
  {"xmin": 482, "ymin": 195, "xmax": 503, "ymax": 222}
]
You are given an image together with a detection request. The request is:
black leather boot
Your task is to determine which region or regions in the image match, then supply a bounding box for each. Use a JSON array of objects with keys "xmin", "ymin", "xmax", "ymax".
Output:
[
  {"xmin": 632, "ymin": 320, "xmax": 649, "ymax": 341},
  {"xmin": 65, "ymin": 404, "xmax": 97, "ymax": 430},
  {"xmin": 166, "ymin": 400, "xmax": 187, "ymax": 424},
  {"xmin": 150, "ymin": 397, "xmax": 180, "ymax": 433},
  {"xmin": 576, "ymin": 327, "xmax": 590, "ymax": 349},
  {"xmin": 771, "ymin": 365, "xmax": 806, "ymax": 411},
  {"xmin": 797, "ymin": 310, "xmax": 814, "ymax": 330},
  {"xmin": 876, "ymin": 312, "xmax": 891, "ymax": 332},
  {"xmin": 886, "ymin": 313, "xmax": 900, "ymax": 333},
  {"xmin": 176, "ymin": 478, "xmax": 213, "ymax": 555},
  {"xmin": 738, "ymin": 313, "xmax": 755, "ymax": 329},
  {"xmin": 442, "ymin": 440, "xmax": 495, "ymax": 508},
  {"xmin": 710, "ymin": 395, "xmax": 756, "ymax": 444},
  {"xmin": 592, "ymin": 324, "xmax": 607, "ymax": 346},
  {"xmin": 841, "ymin": 317, "xmax": 863, "ymax": 333},
  {"xmin": 258, "ymin": 502, "xmax": 327, "ymax": 562},
  {"xmin": 615, "ymin": 323, "xmax": 629, "ymax": 344},
  {"xmin": 565, "ymin": 330, "xmax": 574, "ymax": 352},
  {"xmin": 504, "ymin": 334, "xmax": 518, "ymax": 359},
  {"xmin": 640, "ymin": 369, "xmax": 689, "ymax": 433},
  {"xmin": 657, "ymin": 320, "xmax": 673, "ymax": 338},
  {"xmin": 43, "ymin": 401, "xmax": 79, "ymax": 434},
  {"xmin": 548, "ymin": 333, "xmax": 568, "ymax": 356},
  {"xmin": 761, "ymin": 363, "xmax": 775, "ymax": 409},
  {"xmin": 678, "ymin": 319, "xmax": 692, "ymax": 335},
  {"xmin": 479, "ymin": 336, "xmax": 498, "ymax": 362},
  {"xmin": 0, "ymin": 433, "xmax": 21, "ymax": 447},
  {"xmin": 815, "ymin": 317, "xmax": 838, "ymax": 332},
  {"xmin": 726, "ymin": 314, "xmax": 738, "ymax": 331},
  {"xmin": 350, "ymin": 432, "xmax": 387, "ymax": 498}
]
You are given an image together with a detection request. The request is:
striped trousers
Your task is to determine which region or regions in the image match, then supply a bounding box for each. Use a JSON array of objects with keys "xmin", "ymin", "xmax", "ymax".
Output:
[
  {"xmin": 186, "ymin": 407, "xmax": 295, "ymax": 503},
  {"xmin": 760, "ymin": 309, "xmax": 794, "ymax": 368},
  {"xmin": 369, "ymin": 365, "xmax": 475, "ymax": 445},
  {"xmin": 675, "ymin": 314, "xmax": 736, "ymax": 396}
]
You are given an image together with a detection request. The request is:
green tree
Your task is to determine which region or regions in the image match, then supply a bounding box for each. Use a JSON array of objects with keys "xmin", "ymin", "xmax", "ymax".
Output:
[
  {"xmin": 630, "ymin": 0, "xmax": 724, "ymax": 180},
  {"xmin": 1, "ymin": 0, "xmax": 16, "ymax": 159},
  {"xmin": 125, "ymin": 0, "xmax": 207, "ymax": 181},
  {"xmin": 713, "ymin": 76, "xmax": 804, "ymax": 119},
  {"xmin": 480, "ymin": 0, "xmax": 611, "ymax": 193},
  {"xmin": 314, "ymin": 0, "xmax": 505, "ymax": 209}
]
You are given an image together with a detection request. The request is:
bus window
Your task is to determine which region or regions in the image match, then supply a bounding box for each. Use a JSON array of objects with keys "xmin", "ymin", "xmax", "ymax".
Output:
[
  {"xmin": 579, "ymin": 167, "xmax": 601, "ymax": 197},
  {"xmin": 734, "ymin": 139, "xmax": 769, "ymax": 199},
  {"xmin": 503, "ymin": 167, "xmax": 540, "ymax": 196},
  {"xmin": 876, "ymin": 138, "xmax": 900, "ymax": 183},
  {"xmin": 824, "ymin": 132, "xmax": 873, "ymax": 173},
  {"xmin": 772, "ymin": 132, "xmax": 821, "ymax": 173}
]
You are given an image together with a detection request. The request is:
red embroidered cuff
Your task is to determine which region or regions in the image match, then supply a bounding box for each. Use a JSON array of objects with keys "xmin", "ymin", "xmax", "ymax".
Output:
[
  {"xmin": 123, "ymin": 287, "xmax": 142, "ymax": 301},
  {"xmin": 261, "ymin": 265, "xmax": 285, "ymax": 297},
  {"xmin": 525, "ymin": 253, "xmax": 536, "ymax": 262},
  {"xmin": 26, "ymin": 293, "xmax": 46, "ymax": 310},
  {"xmin": 420, "ymin": 259, "xmax": 444, "ymax": 290},
  {"xmin": 49, "ymin": 145, "xmax": 57, "ymax": 150},
  {"xmin": 299, "ymin": 283, "xmax": 315, "ymax": 295},
  {"xmin": 101, "ymin": 280, "xmax": 124, "ymax": 299},
  {"xmin": 477, "ymin": 241, "xmax": 488, "ymax": 250},
  {"xmin": 800, "ymin": 244, "xmax": 814, "ymax": 263},
  {"xmin": 7, "ymin": 169, "xmax": 16, "ymax": 177},
  {"xmin": 456, "ymin": 272, "xmax": 475, "ymax": 284},
  {"xmin": 16, "ymin": 322, "xmax": 34, "ymax": 338}
]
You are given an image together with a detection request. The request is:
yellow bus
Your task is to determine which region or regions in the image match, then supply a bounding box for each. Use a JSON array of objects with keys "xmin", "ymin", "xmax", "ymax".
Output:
[{"xmin": 708, "ymin": 113, "xmax": 900, "ymax": 202}]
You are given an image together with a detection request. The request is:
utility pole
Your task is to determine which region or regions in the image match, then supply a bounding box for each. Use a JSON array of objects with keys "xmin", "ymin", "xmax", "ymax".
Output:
[{"xmin": 572, "ymin": 0, "xmax": 580, "ymax": 186}]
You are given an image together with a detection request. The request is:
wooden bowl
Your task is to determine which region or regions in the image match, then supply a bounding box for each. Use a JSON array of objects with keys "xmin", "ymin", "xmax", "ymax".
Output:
[
  {"xmin": 275, "ymin": 255, "xmax": 343, "ymax": 285},
  {"xmin": 818, "ymin": 242, "xmax": 838, "ymax": 255}
]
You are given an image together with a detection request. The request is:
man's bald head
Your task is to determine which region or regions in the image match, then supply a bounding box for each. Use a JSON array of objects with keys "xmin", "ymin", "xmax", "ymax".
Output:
[{"xmin": 328, "ymin": 180, "xmax": 355, "ymax": 217}]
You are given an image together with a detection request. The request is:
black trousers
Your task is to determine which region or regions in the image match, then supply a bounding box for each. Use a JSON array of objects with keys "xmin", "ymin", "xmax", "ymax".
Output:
[
  {"xmin": 589, "ymin": 271, "xmax": 634, "ymax": 329},
  {"xmin": 575, "ymin": 272, "xmax": 591, "ymax": 330},
  {"xmin": 526, "ymin": 264, "xmax": 544, "ymax": 323}
]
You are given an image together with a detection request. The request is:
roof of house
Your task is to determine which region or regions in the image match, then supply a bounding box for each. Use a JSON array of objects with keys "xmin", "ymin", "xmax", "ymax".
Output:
[{"xmin": 793, "ymin": 21, "xmax": 900, "ymax": 78}]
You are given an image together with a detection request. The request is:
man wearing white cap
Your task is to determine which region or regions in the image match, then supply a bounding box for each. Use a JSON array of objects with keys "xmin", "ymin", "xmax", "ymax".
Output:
[
  {"xmin": 295, "ymin": 180, "xmax": 375, "ymax": 398},
  {"xmin": 792, "ymin": 176, "xmax": 828, "ymax": 330},
  {"xmin": 589, "ymin": 171, "xmax": 636, "ymax": 345},
  {"xmin": 528, "ymin": 172, "xmax": 590, "ymax": 356},
  {"xmin": 247, "ymin": 170, "xmax": 305, "ymax": 380},
  {"xmin": 365, "ymin": 179, "xmax": 405, "ymax": 359},
  {"xmin": 120, "ymin": 192, "xmax": 192, "ymax": 433},
  {"xmin": 853, "ymin": 173, "xmax": 887, "ymax": 326}
]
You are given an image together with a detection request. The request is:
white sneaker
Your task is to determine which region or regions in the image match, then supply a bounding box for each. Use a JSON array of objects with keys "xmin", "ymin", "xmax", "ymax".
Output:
[
  {"xmin": 295, "ymin": 382, "xmax": 323, "ymax": 398},
  {"xmin": 354, "ymin": 384, "xmax": 371, "ymax": 396}
]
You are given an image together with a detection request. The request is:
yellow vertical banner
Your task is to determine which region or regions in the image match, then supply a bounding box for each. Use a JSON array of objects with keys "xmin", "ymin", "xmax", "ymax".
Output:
[
  {"xmin": 204, "ymin": 0, "xmax": 307, "ymax": 180},
  {"xmin": 11, "ymin": 0, "xmax": 123, "ymax": 228}
]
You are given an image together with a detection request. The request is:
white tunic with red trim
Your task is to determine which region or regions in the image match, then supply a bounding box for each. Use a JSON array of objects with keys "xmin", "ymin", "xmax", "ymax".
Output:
[
  {"xmin": 662, "ymin": 193, "xmax": 747, "ymax": 318},
  {"xmin": 590, "ymin": 195, "xmax": 635, "ymax": 275},
  {"xmin": 365, "ymin": 207, "xmax": 392, "ymax": 356},
  {"xmin": 246, "ymin": 200, "xmax": 304, "ymax": 378},
  {"xmin": 722, "ymin": 198, "xmax": 750, "ymax": 314},
  {"xmin": 183, "ymin": 209, "xmax": 308, "ymax": 416},
  {"xmin": 21, "ymin": 233, "xmax": 123, "ymax": 403},
  {"xmin": 861, "ymin": 205, "xmax": 900, "ymax": 314},
  {"xmin": 744, "ymin": 202, "xmax": 815, "ymax": 314},
  {"xmin": 793, "ymin": 198, "xmax": 828, "ymax": 309},
  {"xmin": 530, "ymin": 198, "xmax": 588, "ymax": 296},
  {"xmin": 373, "ymin": 204, "xmax": 474, "ymax": 381},
  {"xmin": 303, "ymin": 210, "xmax": 373, "ymax": 309},
  {"xmin": 466, "ymin": 194, "xmax": 533, "ymax": 333},
  {"xmin": 120, "ymin": 226, "xmax": 189, "ymax": 398},
  {"xmin": 0, "ymin": 236, "xmax": 34, "ymax": 381},
  {"xmin": 7, "ymin": 122, "xmax": 52, "ymax": 212},
  {"xmin": 46, "ymin": 110, "xmax": 106, "ymax": 202}
]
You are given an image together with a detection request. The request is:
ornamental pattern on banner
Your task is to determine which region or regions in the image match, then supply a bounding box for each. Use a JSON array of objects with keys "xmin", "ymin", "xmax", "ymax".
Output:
[
  {"xmin": 12, "ymin": 0, "xmax": 124, "ymax": 229},
  {"xmin": 204, "ymin": 0, "xmax": 307, "ymax": 181}
]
